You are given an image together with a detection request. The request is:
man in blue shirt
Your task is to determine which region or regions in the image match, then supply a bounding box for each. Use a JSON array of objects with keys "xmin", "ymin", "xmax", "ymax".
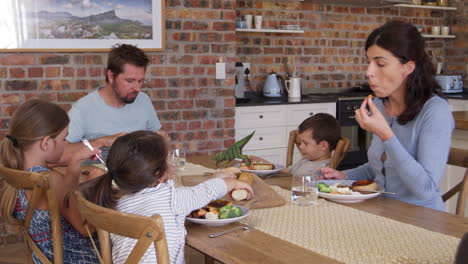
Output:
[{"xmin": 60, "ymin": 44, "xmax": 162, "ymax": 164}]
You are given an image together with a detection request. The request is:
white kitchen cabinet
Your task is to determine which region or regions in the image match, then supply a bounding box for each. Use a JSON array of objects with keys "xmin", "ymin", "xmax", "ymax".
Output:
[
  {"xmin": 442, "ymin": 99, "xmax": 468, "ymax": 216},
  {"xmin": 235, "ymin": 103, "xmax": 336, "ymax": 165}
]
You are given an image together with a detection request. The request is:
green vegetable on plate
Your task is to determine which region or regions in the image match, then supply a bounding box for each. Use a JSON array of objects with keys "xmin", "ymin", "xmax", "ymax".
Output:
[
  {"xmin": 318, "ymin": 182, "xmax": 332, "ymax": 193},
  {"xmin": 219, "ymin": 205, "xmax": 243, "ymax": 219}
]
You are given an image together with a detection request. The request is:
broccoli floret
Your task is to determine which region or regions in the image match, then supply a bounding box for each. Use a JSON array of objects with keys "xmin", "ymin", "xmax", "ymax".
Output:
[
  {"xmin": 318, "ymin": 182, "xmax": 332, "ymax": 193},
  {"xmin": 219, "ymin": 205, "xmax": 243, "ymax": 219}
]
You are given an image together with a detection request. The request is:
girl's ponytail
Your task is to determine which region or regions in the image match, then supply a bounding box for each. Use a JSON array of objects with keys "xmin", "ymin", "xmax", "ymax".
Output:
[
  {"xmin": 80, "ymin": 171, "xmax": 118, "ymax": 209},
  {"xmin": 0, "ymin": 139, "xmax": 23, "ymax": 225}
]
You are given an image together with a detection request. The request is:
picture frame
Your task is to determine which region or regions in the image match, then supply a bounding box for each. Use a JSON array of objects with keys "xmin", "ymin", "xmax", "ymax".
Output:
[{"xmin": 0, "ymin": 0, "xmax": 165, "ymax": 52}]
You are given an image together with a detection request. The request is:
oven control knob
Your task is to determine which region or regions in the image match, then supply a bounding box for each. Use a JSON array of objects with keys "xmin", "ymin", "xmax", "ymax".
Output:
[
  {"xmin": 345, "ymin": 105, "xmax": 351, "ymax": 111},
  {"xmin": 353, "ymin": 105, "xmax": 359, "ymax": 110}
]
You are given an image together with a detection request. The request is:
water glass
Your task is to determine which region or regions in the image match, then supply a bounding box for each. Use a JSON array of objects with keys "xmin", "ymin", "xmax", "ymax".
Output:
[
  {"xmin": 170, "ymin": 148, "xmax": 186, "ymax": 171},
  {"xmin": 291, "ymin": 174, "xmax": 318, "ymax": 206}
]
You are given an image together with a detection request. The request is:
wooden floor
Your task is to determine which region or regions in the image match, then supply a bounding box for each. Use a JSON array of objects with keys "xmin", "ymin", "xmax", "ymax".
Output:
[{"xmin": 0, "ymin": 244, "xmax": 218, "ymax": 264}]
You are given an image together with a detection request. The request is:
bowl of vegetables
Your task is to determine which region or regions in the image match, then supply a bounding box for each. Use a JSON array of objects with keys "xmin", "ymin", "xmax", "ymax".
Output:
[{"xmin": 186, "ymin": 200, "xmax": 249, "ymax": 226}]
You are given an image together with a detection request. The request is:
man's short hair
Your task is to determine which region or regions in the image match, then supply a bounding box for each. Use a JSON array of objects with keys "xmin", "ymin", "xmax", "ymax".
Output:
[
  {"xmin": 105, "ymin": 44, "xmax": 149, "ymax": 83},
  {"xmin": 298, "ymin": 113, "xmax": 341, "ymax": 151}
]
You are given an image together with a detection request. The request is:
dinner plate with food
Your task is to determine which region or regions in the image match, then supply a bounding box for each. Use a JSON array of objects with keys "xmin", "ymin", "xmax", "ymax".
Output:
[
  {"xmin": 317, "ymin": 180, "xmax": 384, "ymax": 203},
  {"xmin": 234, "ymin": 161, "xmax": 285, "ymax": 178},
  {"xmin": 186, "ymin": 199, "xmax": 249, "ymax": 226}
]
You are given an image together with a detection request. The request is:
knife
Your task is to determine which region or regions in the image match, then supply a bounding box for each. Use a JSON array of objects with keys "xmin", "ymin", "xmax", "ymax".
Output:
[{"xmin": 81, "ymin": 138, "xmax": 108, "ymax": 171}]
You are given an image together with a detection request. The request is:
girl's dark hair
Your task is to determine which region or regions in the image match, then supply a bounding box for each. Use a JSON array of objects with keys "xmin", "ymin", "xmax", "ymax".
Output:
[
  {"xmin": 0, "ymin": 99, "xmax": 69, "ymax": 169},
  {"xmin": 365, "ymin": 20, "xmax": 444, "ymax": 125},
  {"xmin": 105, "ymin": 43, "xmax": 149, "ymax": 83},
  {"xmin": 298, "ymin": 113, "xmax": 341, "ymax": 151},
  {"xmin": 80, "ymin": 130, "xmax": 169, "ymax": 209}
]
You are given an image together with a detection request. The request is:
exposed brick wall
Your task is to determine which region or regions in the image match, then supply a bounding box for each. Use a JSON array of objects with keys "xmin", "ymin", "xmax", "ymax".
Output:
[{"xmin": 236, "ymin": 0, "xmax": 465, "ymax": 92}]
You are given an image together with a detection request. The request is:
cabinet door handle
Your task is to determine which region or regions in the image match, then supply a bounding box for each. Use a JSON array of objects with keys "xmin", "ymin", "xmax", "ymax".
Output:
[
  {"xmin": 259, "ymin": 137, "xmax": 263, "ymax": 141},
  {"xmin": 309, "ymin": 112, "xmax": 314, "ymax": 116},
  {"xmin": 259, "ymin": 114, "xmax": 264, "ymax": 119}
]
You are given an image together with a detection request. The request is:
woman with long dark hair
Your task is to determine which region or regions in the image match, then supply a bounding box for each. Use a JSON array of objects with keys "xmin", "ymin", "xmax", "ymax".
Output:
[{"xmin": 320, "ymin": 20, "xmax": 454, "ymax": 211}]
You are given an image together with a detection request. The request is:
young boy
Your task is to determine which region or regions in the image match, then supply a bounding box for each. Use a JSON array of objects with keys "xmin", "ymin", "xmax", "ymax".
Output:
[{"xmin": 283, "ymin": 113, "xmax": 341, "ymax": 176}]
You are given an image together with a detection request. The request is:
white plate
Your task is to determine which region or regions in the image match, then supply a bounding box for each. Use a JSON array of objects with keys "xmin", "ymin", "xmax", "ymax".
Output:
[
  {"xmin": 185, "ymin": 205, "xmax": 249, "ymax": 227},
  {"xmin": 317, "ymin": 180, "xmax": 383, "ymax": 203},
  {"xmin": 234, "ymin": 163, "xmax": 285, "ymax": 178}
]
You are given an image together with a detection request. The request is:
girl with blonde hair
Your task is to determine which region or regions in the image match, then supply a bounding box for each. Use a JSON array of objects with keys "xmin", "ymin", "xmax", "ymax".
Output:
[{"xmin": 0, "ymin": 99, "xmax": 101, "ymax": 263}]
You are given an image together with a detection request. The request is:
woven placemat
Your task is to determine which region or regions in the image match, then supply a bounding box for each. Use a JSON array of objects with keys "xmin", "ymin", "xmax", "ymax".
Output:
[
  {"xmin": 240, "ymin": 186, "xmax": 460, "ymax": 264},
  {"xmin": 175, "ymin": 162, "xmax": 216, "ymax": 176}
]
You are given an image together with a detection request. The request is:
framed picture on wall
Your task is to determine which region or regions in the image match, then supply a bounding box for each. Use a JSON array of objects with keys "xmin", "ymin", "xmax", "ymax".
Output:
[{"xmin": 0, "ymin": 0, "xmax": 165, "ymax": 52}]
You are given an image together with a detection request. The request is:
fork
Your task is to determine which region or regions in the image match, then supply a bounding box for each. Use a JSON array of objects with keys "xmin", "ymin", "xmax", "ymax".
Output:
[
  {"xmin": 81, "ymin": 139, "xmax": 108, "ymax": 171},
  {"xmin": 209, "ymin": 222, "xmax": 256, "ymax": 238}
]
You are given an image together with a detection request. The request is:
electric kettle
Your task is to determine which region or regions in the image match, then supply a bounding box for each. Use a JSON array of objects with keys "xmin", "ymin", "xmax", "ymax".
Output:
[{"xmin": 263, "ymin": 71, "xmax": 284, "ymax": 97}]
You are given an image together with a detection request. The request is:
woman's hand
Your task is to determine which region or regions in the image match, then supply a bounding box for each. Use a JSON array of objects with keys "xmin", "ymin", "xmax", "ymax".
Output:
[
  {"xmin": 318, "ymin": 167, "xmax": 346, "ymax": 180},
  {"xmin": 355, "ymin": 96, "xmax": 394, "ymax": 141}
]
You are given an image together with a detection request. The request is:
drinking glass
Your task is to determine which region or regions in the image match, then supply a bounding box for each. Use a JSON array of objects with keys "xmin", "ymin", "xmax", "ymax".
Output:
[
  {"xmin": 291, "ymin": 174, "xmax": 318, "ymax": 206},
  {"xmin": 170, "ymin": 148, "xmax": 186, "ymax": 171}
]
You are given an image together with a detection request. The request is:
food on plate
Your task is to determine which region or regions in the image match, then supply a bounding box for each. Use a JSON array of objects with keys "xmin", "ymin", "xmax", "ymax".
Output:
[
  {"xmin": 351, "ymin": 180, "xmax": 378, "ymax": 191},
  {"xmin": 218, "ymin": 205, "xmax": 242, "ymax": 219},
  {"xmin": 318, "ymin": 182, "xmax": 362, "ymax": 195},
  {"xmin": 188, "ymin": 199, "xmax": 243, "ymax": 220},
  {"xmin": 231, "ymin": 171, "xmax": 254, "ymax": 201},
  {"xmin": 240, "ymin": 161, "xmax": 275, "ymax": 170},
  {"xmin": 205, "ymin": 212, "xmax": 219, "ymax": 220},
  {"xmin": 318, "ymin": 182, "xmax": 332, "ymax": 193}
]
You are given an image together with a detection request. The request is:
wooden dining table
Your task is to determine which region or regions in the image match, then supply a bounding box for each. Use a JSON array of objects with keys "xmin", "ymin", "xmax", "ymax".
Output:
[
  {"xmin": 453, "ymin": 111, "xmax": 468, "ymax": 130},
  {"xmin": 185, "ymin": 155, "xmax": 468, "ymax": 264}
]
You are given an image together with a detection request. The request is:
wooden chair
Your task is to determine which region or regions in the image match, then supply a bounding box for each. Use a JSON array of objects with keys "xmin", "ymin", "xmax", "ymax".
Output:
[
  {"xmin": 443, "ymin": 147, "xmax": 468, "ymax": 216},
  {"xmin": 73, "ymin": 191, "xmax": 170, "ymax": 264},
  {"xmin": 0, "ymin": 165, "xmax": 63, "ymax": 264},
  {"xmin": 286, "ymin": 130, "xmax": 350, "ymax": 169}
]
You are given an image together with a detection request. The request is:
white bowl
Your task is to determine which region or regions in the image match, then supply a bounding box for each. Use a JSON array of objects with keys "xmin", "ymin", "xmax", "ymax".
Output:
[
  {"xmin": 185, "ymin": 205, "xmax": 249, "ymax": 226},
  {"xmin": 318, "ymin": 180, "xmax": 382, "ymax": 203},
  {"xmin": 234, "ymin": 163, "xmax": 285, "ymax": 178}
]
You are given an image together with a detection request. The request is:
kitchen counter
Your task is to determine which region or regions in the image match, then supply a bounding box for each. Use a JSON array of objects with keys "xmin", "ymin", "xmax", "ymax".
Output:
[
  {"xmin": 236, "ymin": 95, "xmax": 336, "ymax": 107},
  {"xmin": 236, "ymin": 89, "xmax": 468, "ymax": 107},
  {"xmin": 445, "ymin": 92, "xmax": 468, "ymax": 100}
]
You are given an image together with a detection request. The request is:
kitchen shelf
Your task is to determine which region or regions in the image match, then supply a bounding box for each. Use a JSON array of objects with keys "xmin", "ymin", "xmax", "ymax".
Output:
[
  {"xmin": 235, "ymin": 28, "xmax": 304, "ymax": 34},
  {"xmin": 392, "ymin": 4, "xmax": 457, "ymax": 10},
  {"xmin": 422, "ymin": 34, "xmax": 456, "ymax": 39}
]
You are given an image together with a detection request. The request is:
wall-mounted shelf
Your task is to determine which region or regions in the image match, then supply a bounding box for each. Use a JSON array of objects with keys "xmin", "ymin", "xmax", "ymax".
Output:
[
  {"xmin": 392, "ymin": 4, "xmax": 457, "ymax": 10},
  {"xmin": 422, "ymin": 34, "xmax": 456, "ymax": 39},
  {"xmin": 235, "ymin": 28, "xmax": 304, "ymax": 34}
]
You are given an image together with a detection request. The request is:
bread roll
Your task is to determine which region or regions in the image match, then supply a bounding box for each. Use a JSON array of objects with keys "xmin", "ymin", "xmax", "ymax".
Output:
[
  {"xmin": 231, "ymin": 172, "xmax": 254, "ymax": 201},
  {"xmin": 249, "ymin": 163, "xmax": 274, "ymax": 170},
  {"xmin": 351, "ymin": 180, "xmax": 378, "ymax": 191},
  {"xmin": 238, "ymin": 171, "xmax": 254, "ymax": 185}
]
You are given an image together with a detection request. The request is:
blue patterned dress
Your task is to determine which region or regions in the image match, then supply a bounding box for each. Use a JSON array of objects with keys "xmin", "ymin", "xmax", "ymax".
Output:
[{"xmin": 14, "ymin": 166, "xmax": 99, "ymax": 264}]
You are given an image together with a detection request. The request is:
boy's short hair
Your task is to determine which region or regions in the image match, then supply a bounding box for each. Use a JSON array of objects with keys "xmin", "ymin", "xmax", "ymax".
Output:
[{"xmin": 298, "ymin": 113, "xmax": 341, "ymax": 151}]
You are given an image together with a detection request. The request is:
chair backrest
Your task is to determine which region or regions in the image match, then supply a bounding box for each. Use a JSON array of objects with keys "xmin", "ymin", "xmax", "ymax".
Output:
[
  {"xmin": 442, "ymin": 147, "xmax": 468, "ymax": 216},
  {"xmin": 286, "ymin": 130, "xmax": 350, "ymax": 170},
  {"xmin": 74, "ymin": 191, "xmax": 170, "ymax": 264},
  {"xmin": 0, "ymin": 165, "xmax": 63, "ymax": 264}
]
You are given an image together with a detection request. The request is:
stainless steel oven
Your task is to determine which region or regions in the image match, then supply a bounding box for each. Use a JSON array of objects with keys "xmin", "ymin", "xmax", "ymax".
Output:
[{"xmin": 336, "ymin": 97, "xmax": 373, "ymax": 170}]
